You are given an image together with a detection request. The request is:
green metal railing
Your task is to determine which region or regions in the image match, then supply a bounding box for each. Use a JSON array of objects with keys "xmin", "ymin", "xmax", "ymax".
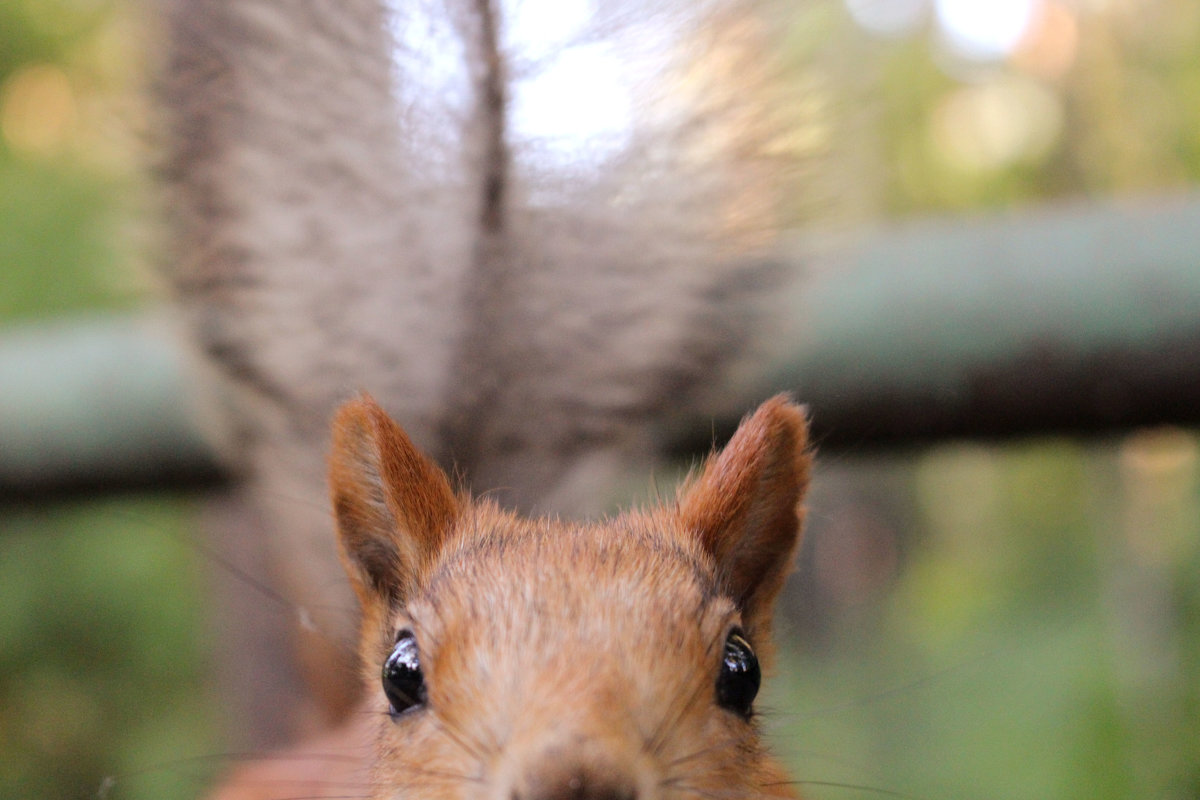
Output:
[{"xmin": 4, "ymin": 193, "xmax": 1200, "ymax": 497}]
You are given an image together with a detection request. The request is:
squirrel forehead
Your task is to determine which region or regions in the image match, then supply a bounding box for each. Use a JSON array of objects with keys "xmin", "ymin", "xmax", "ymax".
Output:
[{"xmin": 403, "ymin": 504, "xmax": 732, "ymax": 649}]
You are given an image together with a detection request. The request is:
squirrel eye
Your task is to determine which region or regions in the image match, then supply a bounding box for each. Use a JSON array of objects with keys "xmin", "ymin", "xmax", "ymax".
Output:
[
  {"xmin": 716, "ymin": 628, "xmax": 760, "ymax": 718},
  {"xmin": 382, "ymin": 630, "xmax": 426, "ymax": 716}
]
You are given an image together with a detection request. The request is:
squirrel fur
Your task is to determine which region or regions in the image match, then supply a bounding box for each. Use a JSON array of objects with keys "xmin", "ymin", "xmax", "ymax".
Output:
[
  {"xmin": 157, "ymin": 0, "xmax": 801, "ymax": 766},
  {"xmin": 211, "ymin": 394, "xmax": 811, "ymax": 800}
]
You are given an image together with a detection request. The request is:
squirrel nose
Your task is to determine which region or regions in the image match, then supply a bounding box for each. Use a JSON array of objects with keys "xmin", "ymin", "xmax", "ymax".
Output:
[
  {"xmin": 516, "ymin": 762, "xmax": 637, "ymax": 800},
  {"xmin": 509, "ymin": 740, "xmax": 640, "ymax": 800}
]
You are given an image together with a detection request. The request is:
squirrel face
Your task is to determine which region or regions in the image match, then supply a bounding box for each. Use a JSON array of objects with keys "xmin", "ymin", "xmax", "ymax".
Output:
[{"xmin": 329, "ymin": 396, "xmax": 811, "ymax": 800}]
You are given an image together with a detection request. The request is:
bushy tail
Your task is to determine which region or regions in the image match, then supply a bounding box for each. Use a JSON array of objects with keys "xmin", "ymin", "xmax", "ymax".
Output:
[{"xmin": 158, "ymin": 0, "xmax": 801, "ymax": 744}]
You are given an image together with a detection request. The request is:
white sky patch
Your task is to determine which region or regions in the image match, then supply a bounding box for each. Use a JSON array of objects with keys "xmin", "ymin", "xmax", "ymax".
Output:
[
  {"xmin": 505, "ymin": 0, "xmax": 592, "ymax": 57},
  {"xmin": 506, "ymin": 0, "xmax": 635, "ymax": 162},
  {"xmin": 934, "ymin": 0, "xmax": 1039, "ymax": 60},
  {"xmin": 844, "ymin": 0, "xmax": 1041, "ymax": 62},
  {"xmin": 386, "ymin": 0, "xmax": 637, "ymax": 165},
  {"xmin": 385, "ymin": 1, "xmax": 470, "ymax": 115},
  {"xmin": 510, "ymin": 43, "xmax": 634, "ymax": 157}
]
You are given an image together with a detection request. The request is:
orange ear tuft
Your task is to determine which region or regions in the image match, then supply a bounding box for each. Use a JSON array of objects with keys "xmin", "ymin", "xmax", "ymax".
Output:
[
  {"xmin": 328, "ymin": 395, "xmax": 459, "ymax": 610},
  {"xmin": 678, "ymin": 395, "xmax": 811, "ymax": 639}
]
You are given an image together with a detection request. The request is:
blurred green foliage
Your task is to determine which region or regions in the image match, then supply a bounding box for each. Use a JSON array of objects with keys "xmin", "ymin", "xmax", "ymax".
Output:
[
  {"xmin": 784, "ymin": 0, "xmax": 1200, "ymax": 220},
  {"xmin": 1, "ymin": 3, "xmax": 220, "ymax": 799},
  {"xmin": 768, "ymin": 435, "xmax": 1200, "ymax": 799},
  {"xmin": 0, "ymin": 0, "xmax": 146, "ymax": 320},
  {"xmin": 0, "ymin": 500, "xmax": 220, "ymax": 800},
  {"xmin": 1, "ymin": 1, "xmax": 1199, "ymax": 799}
]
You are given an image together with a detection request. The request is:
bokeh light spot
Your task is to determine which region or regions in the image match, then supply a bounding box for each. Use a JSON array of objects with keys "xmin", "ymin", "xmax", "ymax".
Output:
[
  {"xmin": 0, "ymin": 65, "xmax": 78, "ymax": 158},
  {"xmin": 935, "ymin": 0, "xmax": 1039, "ymax": 60}
]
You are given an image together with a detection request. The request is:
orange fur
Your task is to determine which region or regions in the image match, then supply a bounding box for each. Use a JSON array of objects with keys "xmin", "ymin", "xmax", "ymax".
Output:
[{"xmin": 211, "ymin": 395, "xmax": 810, "ymax": 799}]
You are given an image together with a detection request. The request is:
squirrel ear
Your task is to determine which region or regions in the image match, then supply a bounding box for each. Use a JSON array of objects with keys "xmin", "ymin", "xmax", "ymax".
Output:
[
  {"xmin": 329, "ymin": 395, "xmax": 458, "ymax": 610},
  {"xmin": 678, "ymin": 395, "xmax": 811, "ymax": 639}
]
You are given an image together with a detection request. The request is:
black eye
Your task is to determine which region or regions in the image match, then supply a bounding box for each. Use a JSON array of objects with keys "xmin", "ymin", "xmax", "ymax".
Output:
[
  {"xmin": 382, "ymin": 630, "xmax": 426, "ymax": 716},
  {"xmin": 716, "ymin": 628, "xmax": 760, "ymax": 718}
]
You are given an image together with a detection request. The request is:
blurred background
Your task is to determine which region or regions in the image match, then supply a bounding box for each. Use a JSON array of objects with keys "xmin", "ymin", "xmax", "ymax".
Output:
[{"xmin": 1, "ymin": 0, "xmax": 1198, "ymax": 798}]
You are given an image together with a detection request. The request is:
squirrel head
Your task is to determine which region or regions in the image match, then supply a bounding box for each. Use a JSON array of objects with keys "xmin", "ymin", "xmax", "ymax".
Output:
[{"xmin": 329, "ymin": 395, "xmax": 811, "ymax": 800}]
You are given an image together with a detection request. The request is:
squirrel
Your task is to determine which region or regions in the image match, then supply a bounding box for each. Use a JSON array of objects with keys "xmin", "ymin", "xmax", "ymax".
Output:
[
  {"xmin": 157, "ymin": 0, "xmax": 796, "ymax": 753},
  {"xmin": 158, "ymin": 0, "xmax": 802, "ymax": 749},
  {"xmin": 209, "ymin": 393, "xmax": 811, "ymax": 800}
]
